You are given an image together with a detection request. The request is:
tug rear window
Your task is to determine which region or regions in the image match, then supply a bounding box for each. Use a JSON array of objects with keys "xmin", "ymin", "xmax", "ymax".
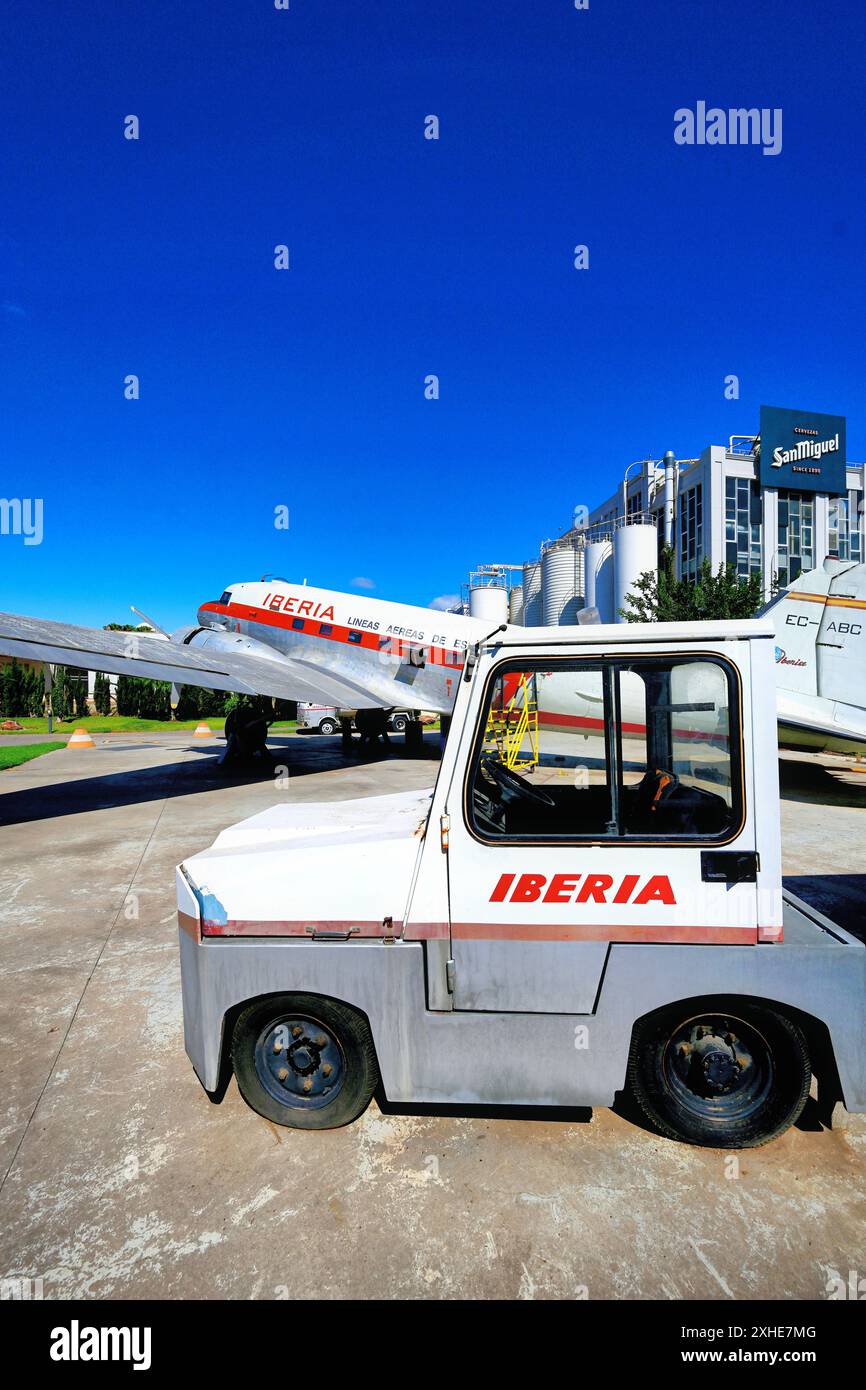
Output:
[{"xmin": 466, "ymin": 655, "xmax": 742, "ymax": 844}]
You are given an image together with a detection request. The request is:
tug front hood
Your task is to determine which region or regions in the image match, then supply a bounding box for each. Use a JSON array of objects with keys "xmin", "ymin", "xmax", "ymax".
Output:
[{"xmin": 179, "ymin": 787, "xmax": 434, "ymax": 937}]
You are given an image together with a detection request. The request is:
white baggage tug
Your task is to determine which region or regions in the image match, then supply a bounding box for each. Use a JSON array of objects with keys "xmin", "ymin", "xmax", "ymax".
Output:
[{"xmin": 177, "ymin": 616, "xmax": 866, "ymax": 1148}]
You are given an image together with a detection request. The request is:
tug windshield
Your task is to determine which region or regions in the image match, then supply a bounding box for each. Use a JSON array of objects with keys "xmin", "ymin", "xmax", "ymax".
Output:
[{"xmin": 468, "ymin": 655, "xmax": 741, "ymax": 844}]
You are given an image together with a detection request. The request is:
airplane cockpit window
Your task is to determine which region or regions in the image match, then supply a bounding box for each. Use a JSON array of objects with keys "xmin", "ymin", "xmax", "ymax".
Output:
[
  {"xmin": 218, "ymin": 590, "xmax": 233, "ymax": 606},
  {"xmin": 467, "ymin": 657, "xmax": 740, "ymax": 843}
]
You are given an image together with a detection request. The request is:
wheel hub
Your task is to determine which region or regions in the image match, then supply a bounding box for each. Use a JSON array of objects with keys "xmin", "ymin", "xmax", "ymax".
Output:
[
  {"xmin": 667, "ymin": 1015, "xmax": 770, "ymax": 1118},
  {"xmin": 699, "ymin": 1042, "xmax": 740, "ymax": 1092},
  {"xmin": 255, "ymin": 1017, "xmax": 345, "ymax": 1109},
  {"xmin": 287, "ymin": 1041, "xmax": 319, "ymax": 1075}
]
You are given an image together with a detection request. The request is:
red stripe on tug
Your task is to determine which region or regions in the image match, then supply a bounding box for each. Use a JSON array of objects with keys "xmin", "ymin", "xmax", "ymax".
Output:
[
  {"xmin": 452, "ymin": 922, "xmax": 759, "ymax": 944},
  {"xmin": 196, "ymin": 916, "xmax": 760, "ymax": 944}
]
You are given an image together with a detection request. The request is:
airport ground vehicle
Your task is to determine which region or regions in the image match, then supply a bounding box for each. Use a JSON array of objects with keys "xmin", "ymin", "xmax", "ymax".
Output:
[
  {"xmin": 296, "ymin": 703, "xmax": 411, "ymax": 735},
  {"xmin": 177, "ymin": 617, "xmax": 866, "ymax": 1148},
  {"xmin": 296, "ymin": 703, "xmax": 341, "ymax": 735}
]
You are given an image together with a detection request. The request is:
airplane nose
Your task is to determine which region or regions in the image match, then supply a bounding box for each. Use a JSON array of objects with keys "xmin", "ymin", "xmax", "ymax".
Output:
[{"xmin": 197, "ymin": 602, "xmax": 228, "ymax": 629}]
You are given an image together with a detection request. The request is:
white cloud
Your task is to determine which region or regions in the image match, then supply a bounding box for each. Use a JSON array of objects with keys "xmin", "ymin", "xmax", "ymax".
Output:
[
  {"xmin": 429, "ymin": 593, "xmax": 461, "ymax": 611},
  {"xmin": 351, "ymin": 576, "xmax": 376, "ymax": 590}
]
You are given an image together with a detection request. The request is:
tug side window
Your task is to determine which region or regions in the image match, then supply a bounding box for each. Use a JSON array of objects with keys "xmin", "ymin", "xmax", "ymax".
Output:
[{"xmin": 467, "ymin": 656, "xmax": 741, "ymax": 844}]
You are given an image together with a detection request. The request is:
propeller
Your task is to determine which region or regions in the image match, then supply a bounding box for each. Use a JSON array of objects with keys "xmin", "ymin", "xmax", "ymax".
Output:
[
  {"xmin": 129, "ymin": 606, "xmax": 180, "ymax": 707},
  {"xmin": 130, "ymin": 605, "xmax": 171, "ymax": 638}
]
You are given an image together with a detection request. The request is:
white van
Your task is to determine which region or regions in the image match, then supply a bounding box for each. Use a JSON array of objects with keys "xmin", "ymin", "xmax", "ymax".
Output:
[{"xmin": 297, "ymin": 704, "xmax": 412, "ymax": 735}]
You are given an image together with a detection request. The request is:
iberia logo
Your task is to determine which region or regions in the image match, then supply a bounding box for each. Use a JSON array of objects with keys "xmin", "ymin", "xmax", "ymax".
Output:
[
  {"xmin": 490, "ymin": 872, "xmax": 676, "ymax": 905},
  {"xmin": 775, "ymin": 647, "xmax": 807, "ymax": 667}
]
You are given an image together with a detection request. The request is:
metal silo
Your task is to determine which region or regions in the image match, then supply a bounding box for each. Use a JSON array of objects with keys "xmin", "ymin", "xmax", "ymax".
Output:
[
  {"xmin": 508, "ymin": 586, "xmax": 524, "ymax": 624},
  {"xmin": 542, "ymin": 542, "xmax": 583, "ymax": 626},
  {"xmin": 613, "ymin": 523, "xmax": 657, "ymax": 622},
  {"xmin": 585, "ymin": 540, "xmax": 614, "ymax": 624},
  {"xmin": 469, "ymin": 584, "xmax": 508, "ymax": 625},
  {"xmin": 522, "ymin": 560, "xmax": 543, "ymax": 626}
]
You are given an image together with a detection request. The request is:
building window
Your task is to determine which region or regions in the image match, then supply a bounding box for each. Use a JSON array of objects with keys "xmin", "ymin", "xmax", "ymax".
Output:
[
  {"xmin": 679, "ymin": 484, "xmax": 703, "ymax": 580},
  {"xmin": 828, "ymin": 491, "xmax": 862, "ymax": 564},
  {"xmin": 725, "ymin": 478, "xmax": 762, "ymax": 578},
  {"xmin": 626, "ymin": 491, "xmax": 643, "ymax": 521},
  {"xmin": 776, "ymin": 490, "xmax": 814, "ymax": 587}
]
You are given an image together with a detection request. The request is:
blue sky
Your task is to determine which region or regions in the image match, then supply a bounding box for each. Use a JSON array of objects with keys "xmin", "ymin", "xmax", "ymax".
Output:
[{"xmin": 2, "ymin": 0, "xmax": 864, "ymax": 628}]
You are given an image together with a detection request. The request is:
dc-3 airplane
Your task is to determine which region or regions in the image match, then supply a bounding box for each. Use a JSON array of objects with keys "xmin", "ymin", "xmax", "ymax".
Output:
[{"xmin": 0, "ymin": 556, "xmax": 864, "ymax": 754}]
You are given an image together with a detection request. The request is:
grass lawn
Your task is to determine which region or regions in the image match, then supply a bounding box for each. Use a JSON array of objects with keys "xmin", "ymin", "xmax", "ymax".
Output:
[
  {"xmin": 0, "ymin": 716, "xmax": 298, "ymax": 735},
  {"xmin": 0, "ymin": 742, "xmax": 66, "ymax": 770}
]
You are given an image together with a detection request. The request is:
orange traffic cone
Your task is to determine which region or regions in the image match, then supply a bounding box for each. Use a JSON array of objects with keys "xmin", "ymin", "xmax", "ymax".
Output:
[
  {"xmin": 193, "ymin": 722, "xmax": 212, "ymax": 738},
  {"xmin": 67, "ymin": 727, "xmax": 95, "ymax": 749}
]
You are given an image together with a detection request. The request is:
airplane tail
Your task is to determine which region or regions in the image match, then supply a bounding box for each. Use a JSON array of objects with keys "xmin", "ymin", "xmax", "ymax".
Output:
[
  {"xmin": 765, "ymin": 558, "xmax": 866, "ymax": 753},
  {"xmin": 763, "ymin": 566, "xmax": 831, "ymax": 697}
]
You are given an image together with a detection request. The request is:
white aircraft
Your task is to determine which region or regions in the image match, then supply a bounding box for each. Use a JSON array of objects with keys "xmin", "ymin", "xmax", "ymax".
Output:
[
  {"xmin": 0, "ymin": 578, "xmax": 491, "ymax": 718},
  {"xmin": 0, "ymin": 559, "xmax": 864, "ymax": 753},
  {"xmin": 762, "ymin": 557, "xmax": 866, "ymax": 756}
]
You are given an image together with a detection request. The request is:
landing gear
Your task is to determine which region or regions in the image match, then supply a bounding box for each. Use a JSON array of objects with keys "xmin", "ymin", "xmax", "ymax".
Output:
[
  {"xmin": 355, "ymin": 708, "xmax": 390, "ymax": 747},
  {"xmin": 403, "ymin": 716, "xmax": 424, "ymax": 752},
  {"xmin": 232, "ymin": 994, "xmax": 379, "ymax": 1129},
  {"xmin": 220, "ymin": 703, "xmax": 275, "ymax": 766},
  {"xmin": 628, "ymin": 1000, "xmax": 811, "ymax": 1148}
]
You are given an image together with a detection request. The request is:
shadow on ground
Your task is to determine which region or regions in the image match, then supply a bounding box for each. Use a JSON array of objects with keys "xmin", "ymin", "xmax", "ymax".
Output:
[
  {"xmin": 0, "ymin": 735, "xmax": 440, "ymax": 826},
  {"xmin": 784, "ymin": 874, "xmax": 866, "ymax": 943},
  {"xmin": 780, "ymin": 757, "xmax": 866, "ymax": 809}
]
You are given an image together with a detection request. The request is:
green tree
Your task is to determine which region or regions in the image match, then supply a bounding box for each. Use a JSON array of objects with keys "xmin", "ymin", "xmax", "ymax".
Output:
[
  {"xmin": 50, "ymin": 665, "xmax": 70, "ymax": 719},
  {"xmin": 93, "ymin": 672, "xmax": 112, "ymax": 715},
  {"xmin": 52, "ymin": 667, "xmax": 89, "ymax": 719},
  {"xmin": 24, "ymin": 665, "xmax": 45, "ymax": 715},
  {"xmin": 619, "ymin": 546, "xmax": 771, "ymax": 624},
  {"xmin": 0, "ymin": 660, "xmax": 27, "ymax": 716}
]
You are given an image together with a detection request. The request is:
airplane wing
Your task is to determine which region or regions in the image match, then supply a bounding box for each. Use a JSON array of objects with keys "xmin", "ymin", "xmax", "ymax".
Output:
[
  {"xmin": 776, "ymin": 690, "xmax": 866, "ymax": 757},
  {"xmin": 0, "ymin": 612, "xmax": 389, "ymax": 709}
]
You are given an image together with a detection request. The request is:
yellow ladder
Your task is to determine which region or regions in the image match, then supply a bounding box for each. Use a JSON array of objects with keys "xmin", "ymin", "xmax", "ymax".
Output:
[{"xmin": 485, "ymin": 673, "xmax": 539, "ymax": 770}]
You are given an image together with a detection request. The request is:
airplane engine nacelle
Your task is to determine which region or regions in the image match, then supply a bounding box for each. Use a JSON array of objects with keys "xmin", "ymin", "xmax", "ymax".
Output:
[{"xmin": 171, "ymin": 626, "xmax": 285, "ymax": 663}]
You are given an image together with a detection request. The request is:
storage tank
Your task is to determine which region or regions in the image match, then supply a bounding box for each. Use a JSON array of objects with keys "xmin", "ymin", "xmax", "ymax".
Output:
[
  {"xmin": 469, "ymin": 584, "xmax": 508, "ymax": 625},
  {"xmin": 522, "ymin": 560, "xmax": 543, "ymax": 626},
  {"xmin": 508, "ymin": 586, "xmax": 524, "ymax": 625},
  {"xmin": 542, "ymin": 544, "xmax": 583, "ymax": 626},
  {"xmin": 613, "ymin": 523, "xmax": 657, "ymax": 622},
  {"xmin": 585, "ymin": 540, "xmax": 614, "ymax": 624}
]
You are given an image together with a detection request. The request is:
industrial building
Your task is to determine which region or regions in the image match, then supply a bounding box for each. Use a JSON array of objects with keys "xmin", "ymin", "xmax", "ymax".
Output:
[{"xmin": 462, "ymin": 406, "xmax": 864, "ymax": 627}]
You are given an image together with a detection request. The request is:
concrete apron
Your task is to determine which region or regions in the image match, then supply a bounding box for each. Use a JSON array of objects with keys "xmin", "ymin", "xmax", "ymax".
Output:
[{"xmin": 0, "ymin": 736, "xmax": 864, "ymax": 1299}]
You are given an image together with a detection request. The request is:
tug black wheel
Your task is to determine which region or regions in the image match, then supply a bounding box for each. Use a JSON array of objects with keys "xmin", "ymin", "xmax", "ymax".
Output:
[
  {"xmin": 232, "ymin": 994, "xmax": 379, "ymax": 1129},
  {"xmin": 628, "ymin": 999, "xmax": 810, "ymax": 1148}
]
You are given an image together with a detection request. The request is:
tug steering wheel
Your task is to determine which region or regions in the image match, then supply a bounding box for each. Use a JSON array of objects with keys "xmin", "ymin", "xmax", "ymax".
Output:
[{"xmin": 480, "ymin": 754, "xmax": 556, "ymax": 807}]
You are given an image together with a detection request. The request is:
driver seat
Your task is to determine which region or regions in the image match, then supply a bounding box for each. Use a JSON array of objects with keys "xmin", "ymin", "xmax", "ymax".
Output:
[{"xmin": 631, "ymin": 766, "xmax": 679, "ymax": 820}]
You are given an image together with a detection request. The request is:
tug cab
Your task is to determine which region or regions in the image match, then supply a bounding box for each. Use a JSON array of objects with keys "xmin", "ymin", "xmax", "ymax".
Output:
[{"xmin": 177, "ymin": 618, "xmax": 866, "ymax": 1149}]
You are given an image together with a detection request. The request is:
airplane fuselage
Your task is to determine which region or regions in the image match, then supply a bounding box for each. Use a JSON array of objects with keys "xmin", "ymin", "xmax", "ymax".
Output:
[{"xmin": 196, "ymin": 580, "xmax": 486, "ymax": 714}]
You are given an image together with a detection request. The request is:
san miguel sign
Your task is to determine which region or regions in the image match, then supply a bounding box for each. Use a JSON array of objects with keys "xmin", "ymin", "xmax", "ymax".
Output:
[{"xmin": 760, "ymin": 405, "xmax": 847, "ymax": 493}]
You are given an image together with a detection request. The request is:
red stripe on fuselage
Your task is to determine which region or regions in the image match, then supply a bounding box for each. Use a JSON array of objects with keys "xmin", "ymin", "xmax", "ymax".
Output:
[
  {"xmin": 538, "ymin": 709, "xmax": 728, "ymax": 746},
  {"xmin": 199, "ymin": 601, "xmax": 467, "ymax": 668}
]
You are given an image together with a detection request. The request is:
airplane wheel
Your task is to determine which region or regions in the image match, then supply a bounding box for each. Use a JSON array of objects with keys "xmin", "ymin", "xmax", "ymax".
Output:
[
  {"xmin": 232, "ymin": 994, "xmax": 379, "ymax": 1129},
  {"xmin": 627, "ymin": 999, "xmax": 810, "ymax": 1148}
]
